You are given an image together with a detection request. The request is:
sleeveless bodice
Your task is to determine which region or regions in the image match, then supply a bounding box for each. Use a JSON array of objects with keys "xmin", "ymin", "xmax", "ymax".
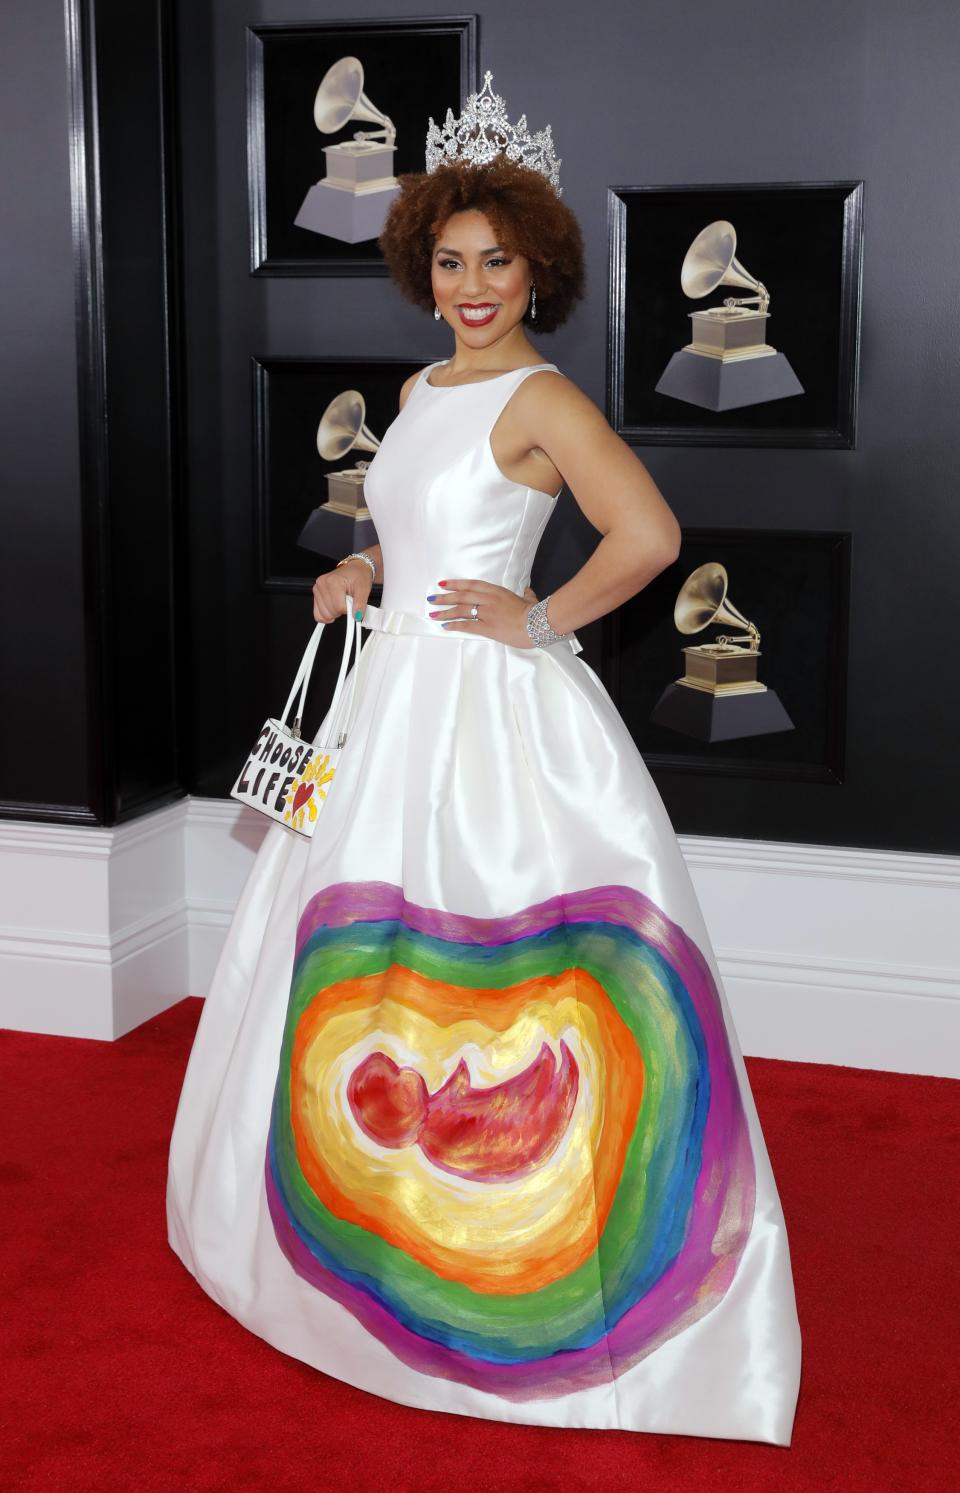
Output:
[{"xmin": 362, "ymin": 362, "xmax": 562, "ymax": 622}]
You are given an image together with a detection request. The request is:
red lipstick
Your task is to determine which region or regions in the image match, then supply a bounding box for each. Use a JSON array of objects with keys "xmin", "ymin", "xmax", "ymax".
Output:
[{"xmin": 457, "ymin": 304, "xmax": 499, "ymax": 328}]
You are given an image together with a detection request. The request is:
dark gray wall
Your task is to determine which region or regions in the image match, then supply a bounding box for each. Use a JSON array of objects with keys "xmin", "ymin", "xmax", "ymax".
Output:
[
  {"xmin": 0, "ymin": 0, "xmax": 90, "ymax": 814},
  {"xmin": 0, "ymin": 0, "xmax": 185, "ymax": 825},
  {"xmin": 176, "ymin": 0, "xmax": 960, "ymax": 853},
  {"xmin": 3, "ymin": 0, "xmax": 957, "ymax": 852}
]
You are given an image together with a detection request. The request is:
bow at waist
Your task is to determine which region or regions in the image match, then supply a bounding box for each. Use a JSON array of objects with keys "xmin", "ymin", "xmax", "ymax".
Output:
[{"xmin": 359, "ymin": 601, "xmax": 583, "ymax": 655}]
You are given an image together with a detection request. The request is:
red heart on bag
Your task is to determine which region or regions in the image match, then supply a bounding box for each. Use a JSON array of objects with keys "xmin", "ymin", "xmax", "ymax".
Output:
[{"xmin": 291, "ymin": 782, "xmax": 314, "ymax": 815}]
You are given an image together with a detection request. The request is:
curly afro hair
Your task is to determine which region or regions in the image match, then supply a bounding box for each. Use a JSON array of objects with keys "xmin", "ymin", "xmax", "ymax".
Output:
[{"xmin": 378, "ymin": 158, "xmax": 585, "ymax": 334}]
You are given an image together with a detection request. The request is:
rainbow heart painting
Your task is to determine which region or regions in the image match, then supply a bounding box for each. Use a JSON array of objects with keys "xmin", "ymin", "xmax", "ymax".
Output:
[{"xmin": 264, "ymin": 879, "xmax": 756, "ymax": 1400}]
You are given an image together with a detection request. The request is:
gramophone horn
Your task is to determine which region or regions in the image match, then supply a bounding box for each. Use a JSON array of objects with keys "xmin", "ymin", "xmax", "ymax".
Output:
[
  {"xmin": 316, "ymin": 390, "xmax": 381, "ymax": 462},
  {"xmin": 674, "ymin": 561, "xmax": 759, "ymax": 647},
  {"xmin": 680, "ymin": 220, "xmax": 769, "ymax": 312},
  {"xmin": 313, "ymin": 56, "xmax": 396, "ymax": 144}
]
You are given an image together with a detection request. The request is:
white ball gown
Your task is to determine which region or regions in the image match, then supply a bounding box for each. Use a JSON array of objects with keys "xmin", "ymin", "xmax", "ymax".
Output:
[{"xmin": 166, "ymin": 361, "xmax": 802, "ymax": 1445}]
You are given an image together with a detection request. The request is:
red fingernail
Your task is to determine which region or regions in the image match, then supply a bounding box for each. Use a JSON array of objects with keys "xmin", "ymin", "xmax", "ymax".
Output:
[{"xmin": 438, "ymin": 580, "xmax": 448, "ymax": 587}]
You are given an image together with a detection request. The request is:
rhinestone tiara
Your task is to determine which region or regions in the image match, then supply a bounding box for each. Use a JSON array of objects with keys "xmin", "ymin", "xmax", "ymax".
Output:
[{"xmin": 425, "ymin": 71, "xmax": 562, "ymax": 194}]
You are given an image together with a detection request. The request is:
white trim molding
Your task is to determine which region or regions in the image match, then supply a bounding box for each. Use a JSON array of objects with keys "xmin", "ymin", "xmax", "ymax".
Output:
[
  {"xmin": 0, "ymin": 800, "xmax": 957, "ymax": 1075},
  {"xmin": 679, "ymin": 835, "xmax": 960, "ymax": 1078},
  {"xmin": 0, "ymin": 800, "xmax": 191, "ymax": 1040}
]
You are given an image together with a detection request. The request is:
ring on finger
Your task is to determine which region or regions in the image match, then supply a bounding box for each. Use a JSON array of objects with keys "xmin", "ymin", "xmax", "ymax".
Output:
[{"xmin": 469, "ymin": 603, "xmax": 479, "ymax": 620}]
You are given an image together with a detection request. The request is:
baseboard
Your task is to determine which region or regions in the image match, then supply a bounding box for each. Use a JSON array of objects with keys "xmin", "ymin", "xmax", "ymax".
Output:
[
  {"xmin": 0, "ymin": 801, "xmax": 190, "ymax": 1040},
  {"xmin": 1, "ymin": 800, "xmax": 957, "ymax": 1075},
  {"xmin": 679, "ymin": 834, "xmax": 960, "ymax": 1076}
]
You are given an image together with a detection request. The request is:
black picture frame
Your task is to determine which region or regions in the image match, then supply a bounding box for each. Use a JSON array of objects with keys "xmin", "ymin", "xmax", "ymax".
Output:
[
  {"xmin": 608, "ymin": 182, "xmax": 863, "ymax": 447},
  {"xmin": 252, "ymin": 356, "xmax": 427, "ymax": 591},
  {"xmin": 600, "ymin": 529, "xmax": 851, "ymax": 783},
  {"xmin": 247, "ymin": 17, "xmax": 477, "ymax": 276}
]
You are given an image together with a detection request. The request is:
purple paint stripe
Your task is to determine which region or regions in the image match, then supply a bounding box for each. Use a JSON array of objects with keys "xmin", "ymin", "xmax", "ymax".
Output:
[{"xmin": 296, "ymin": 880, "xmax": 703, "ymax": 960}]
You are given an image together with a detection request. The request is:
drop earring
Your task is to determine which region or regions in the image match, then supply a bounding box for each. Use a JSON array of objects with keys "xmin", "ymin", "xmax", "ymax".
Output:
[
  {"xmin": 529, "ymin": 282, "xmax": 537, "ymax": 321},
  {"xmin": 434, "ymin": 303, "xmax": 441, "ymax": 321}
]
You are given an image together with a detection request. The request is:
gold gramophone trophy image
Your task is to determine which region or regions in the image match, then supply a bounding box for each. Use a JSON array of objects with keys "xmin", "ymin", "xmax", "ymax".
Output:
[
  {"xmin": 655, "ymin": 220, "xmax": 804, "ymax": 412},
  {"xmin": 294, "ymin": 57, "xmax": 401, "ymax": 244},
  {"xmin": 650, "ymin": 562, "xmax": 795, "ymax": 742},
  {"xmin": 297, "ymin": 390, "xmax": 380, "ymax": 558}
]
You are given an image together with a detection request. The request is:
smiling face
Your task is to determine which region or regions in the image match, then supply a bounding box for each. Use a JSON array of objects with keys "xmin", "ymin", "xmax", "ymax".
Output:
[{"xmin": 431, "ymin": 209, "xmax": 533, "ymax": 353}]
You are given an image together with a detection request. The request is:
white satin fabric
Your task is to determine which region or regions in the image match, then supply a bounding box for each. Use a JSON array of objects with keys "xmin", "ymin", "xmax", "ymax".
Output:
[{"xmin": 167, "ymin": 362, "xmax": 801, "ymax": 1444}]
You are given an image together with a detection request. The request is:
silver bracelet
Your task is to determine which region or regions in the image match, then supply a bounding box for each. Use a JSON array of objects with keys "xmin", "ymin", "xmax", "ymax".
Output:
[
  {"xmin": 525, "ymin": 593, "xmax": 572, "ymax": 648},
  {"xmin": 336, "ymin": 551, "xmax": 377, "ymax": 584}
]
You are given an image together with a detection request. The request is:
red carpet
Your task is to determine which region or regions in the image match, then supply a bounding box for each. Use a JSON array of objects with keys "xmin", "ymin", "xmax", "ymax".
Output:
[{"xmin": 2, "ymin": 998, "xmax": 958, "ymax": 1491}]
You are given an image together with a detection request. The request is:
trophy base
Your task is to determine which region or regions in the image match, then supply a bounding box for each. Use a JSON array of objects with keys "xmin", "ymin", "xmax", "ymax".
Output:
[
  {"xmin": 650, "ymin": 681, "xmax": 795, "ymax": 742},
  {"xmin": 322, "ymin": 140, "xmax": 397, "ymax": 188},
  {"xmin": 655, "ymin": 348, "xmax": 804, "ymax": 412},
  {"xmin": 688, "ymin": 306, "xmax": 772, "ymax": 358},
  {"xmin": 297, "ymin": 503, "xmax": 379, "ymax": 561},
  {"xmin": 680, "ymin": 643, "xmax": 764, "ymax": 692},
  {"xmin": 294, "ymin": 180, "xmax": 401, "ymax": 244}
]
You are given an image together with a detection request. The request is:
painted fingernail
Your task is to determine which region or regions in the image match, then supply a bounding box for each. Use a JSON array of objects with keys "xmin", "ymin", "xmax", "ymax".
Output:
[
  {"xmin": 429, "ymin": 610, "xmax": 440, "ymax": 617},
  {"xmin": 354, "ymin": 609, "xmax": 363, "ymax": 620},
  {"xmin": 438, "ymin": 580, "xmax": 448, "ymax": 587}
]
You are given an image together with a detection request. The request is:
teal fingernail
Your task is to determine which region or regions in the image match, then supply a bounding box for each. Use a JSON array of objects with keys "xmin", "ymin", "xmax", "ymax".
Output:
[{"xmin": 354, "ymin": 609, "xmax": 362, "ymax": 620}]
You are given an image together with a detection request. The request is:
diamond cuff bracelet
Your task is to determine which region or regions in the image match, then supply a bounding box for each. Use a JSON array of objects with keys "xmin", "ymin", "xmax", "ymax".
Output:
[{"xmin": 525, "ymin": 594, "xmax": 573, "ymax": 648}]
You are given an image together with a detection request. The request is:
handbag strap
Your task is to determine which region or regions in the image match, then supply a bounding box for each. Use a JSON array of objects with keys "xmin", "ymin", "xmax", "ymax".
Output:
[
  {"xmin": 324, "ymin": 600, "xmax": 366, "ymax": 748},
  {"xmin": 279, "ymin": 595, "xmax": 366, "ymax": 746}
]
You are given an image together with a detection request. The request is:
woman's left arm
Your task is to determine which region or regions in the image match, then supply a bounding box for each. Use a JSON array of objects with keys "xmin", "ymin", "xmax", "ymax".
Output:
[
  {"xmin": 433, "ymin": 374, "xmax": 681, "ymax": 646},
  {"xmin": 522, "ymin": 373, "xmax": 681, "ymax": 638}
]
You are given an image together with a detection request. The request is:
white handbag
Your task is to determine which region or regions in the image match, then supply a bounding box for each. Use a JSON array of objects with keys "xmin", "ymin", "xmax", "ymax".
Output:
[{"xmin": 230, "ymin": 602, "xmax": 364, "ymax": 837}]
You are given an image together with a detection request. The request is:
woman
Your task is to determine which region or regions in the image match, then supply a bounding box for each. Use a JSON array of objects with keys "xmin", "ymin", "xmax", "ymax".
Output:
[{"xmin": 167, "ymin": 79, "xmax": 802, "ymax": 1445}]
